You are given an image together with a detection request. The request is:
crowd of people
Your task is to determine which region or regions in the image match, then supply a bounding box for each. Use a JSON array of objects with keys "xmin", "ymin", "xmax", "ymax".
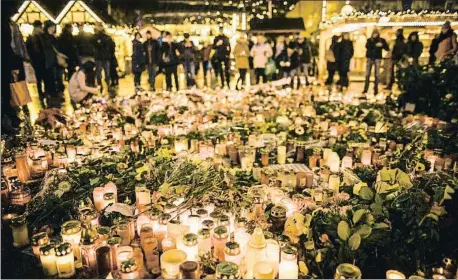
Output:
[
  {"xmin": 324, "ymin": 21, "xmax": 457, "ymax": 94},
  {"xmin": 129, "ymin": 27, "xmax": 318, "ymax": 91}
]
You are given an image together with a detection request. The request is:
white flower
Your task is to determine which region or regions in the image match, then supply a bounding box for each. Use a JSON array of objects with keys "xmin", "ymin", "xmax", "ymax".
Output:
[{"xmin": 295, "ymin": 126, "xmax": 305, "ymax": 135}]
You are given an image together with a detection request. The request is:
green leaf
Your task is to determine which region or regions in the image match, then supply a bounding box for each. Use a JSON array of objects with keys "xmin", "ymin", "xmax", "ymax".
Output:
[
  {"xmin": 356, "ymin": 224, "xmax": 372, "ymax": 238},
  {"xmin": 136, "ymin": 164, "xmax": 150, "ymax": 174},
  {"xmin": 380, "ymin": 168, "xmax": 396, "ymax": 182},
  {"xmin": 304, "ymin": 241, "xmax": 315, "ymax": 250},
  {"xmin": 315, "ymin": 250, "xmax": 322, "ymax": 262},
  {"xmin": 348, "ymin": 233, "xmax": 361, "ymax": 250},
  {"xmin": 445, "ymin": 185, "xmax": 455, "ymax": 194},
  {"xmin": 90, "ymin": 177, "xmax": 101, "ymax": 187},
  {"xmin": 337, "ymin": 221, "xmax": 351, "ymax": 241},
  {"xmin": 374, "ymin": 222, "xmax": 390, "ymax": 229},
  {"xmin": 424, "ymin": 213, "xmax": 439, "ymax": 222},
  {"xmin": 396, "ymin": 170, "xmax": 413, "ymax": 188},
  {"xmin": 299, "ymin": 261, "xmax": 309, "ymax": 275},
  {"xmin": 352, "ymin": 209, "xmax": 366, "ymax": 224},
  {"xmin": 359, "ymin": 187, "xmax": 374, "ymax": 200},
  {"xmin": 159, "ymin": 182, "xmax": 170, "ymax": 195}
]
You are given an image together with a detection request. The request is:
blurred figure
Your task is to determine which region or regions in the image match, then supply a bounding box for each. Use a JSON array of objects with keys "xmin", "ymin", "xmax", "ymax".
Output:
[
  {"xmin": 132, "ymin": 32, "xmax": 146, "ymax": 88},
  {"xmin": 273, "ymin": 35, "xmax": 286, "ymax": 78},
  {"xmin": 324, "ymin": 35, "xmax": 339, "ymax": 86},
  {"xmin": 69, "ymin": 61, "xmax": 99, "ymax": 107},
  {"xmin": 110, "ymin": 42, "xmax": 119, "ymax": 87},
  {"xmin": 161, "ymin": 32, "xmax": 180, "ymax": 91},
  {"xmin": 296, "ymin": 35, "xmax": 312, "ymax": 86},
  {"xmin": 429, "ymin": 34, "xmax": 439, "ymax": 65},
  {"xmin": 363, "ymin": 30, "xmax": 389, "ymax": 94},
  {"xmin": 75, "ymin": 24, "xmax": 94, "ymax": 64},
  {"xmin": 336, "ymin": 32, "xmax": 354, "ymax": 89},
  {"xmin": 435, "ymin": 21, "xmax": 457, "ymax": 62},
  {"xmin": 42, "ymin": 20, "xmax": 64, "ymax": 102},
  {"xmin": 278, "ymin": 43, "xmax": 299, "ymax": 88},
  {"xmin": 26, "ymin": 20, "xmax": 45, "ymax": 97},
  {"xmin": 93, "ymin": 23, "xmax": 114, "ymax": 88},
  {"xmin": 250, "ymin": 35, "xmax": 273, "ymax": 84},
  {"xmin": 406, "ymin": 31, "xmax": 423, "ymax": 66},
  {"xmin": 200, "ymin": 40, "xmax": 213, "ymax": 87},
  {"xmin": 58, "ymin": 23, "xmax": 78, "ymax": 81},
  {"xmin": 212, "ymin": 27, "xmax": 231, "ymax": 88},
  {"xmin": 233, "ymin": 34, "xmax": 250, "ymax": 90},
  {"xmin": 385, "ymin": 29, "xmax": 406, "ymax": 90},
  {"xmin": 181, "ymin": 33, "xmax": 197, "ymax": 87},
  {"xmin": 144, "ymin": 30, "xmax": 161, "ymax": 90}
]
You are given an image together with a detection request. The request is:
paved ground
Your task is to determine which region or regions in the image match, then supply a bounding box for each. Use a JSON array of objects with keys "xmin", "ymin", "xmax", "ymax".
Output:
[{"xmin": 25, "ymin": 69, "xmax": 397, "ymax": 125}]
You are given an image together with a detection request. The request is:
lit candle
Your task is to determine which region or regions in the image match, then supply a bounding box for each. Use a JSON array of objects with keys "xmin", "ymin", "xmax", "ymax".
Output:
[
  {"xmin": 180, "ymin": 233, "xmax": 199, "ymax": 261},
  {"xmin": 213, "ymin": 226, "xmax": 229, "ymax": 261},
  {"xmin": 107, "ymin": 236, "xmax": 122, "ymax": 271},
  {"xmin": 387, "ymin": 270, "xmax": 406, "ymax": 279},
  {"xmin": 40, "ymin": 244, "xmax": 58, "ymax": 277},
  {"xmin": 79, "ymin": 207, "xmax": 99, "ymax": 228},
  {"xmin": 162, "ymin": 237, "xmax": 176, "ymax": 252},
  {"xmin": 135, "ymin": 186, "xmax": 151, "ymax": 210},
  {"xmin": 278, "ymin": 246, "xmax": 298, "ymax": 279},
  {"xmin": 61, "ymin": 220, "xmax": 82, "ymax": 265},
  {"xmin": 266, "ymin": 239, "xmax": 280, "ymax": 277},
  {"xmin": 80, "ymin": 226, "xmax": 99, "ymax": 277},
  {"xmin": 224, "ymin": 233, "xmax": 242, "ymax": 266},
  {"xmin": 154, "ymin": 214, "xmax": 168, "ymax": 251},
  {"xmin": 216, "ymin": 261, "xmax": 240, "ymax": 279},
  {"xmin": 93, "ymin": 187, "xmax": 106, "ymax": 212},
  {"xmin": 115, "ymin": 221, "xmax": 132, "ymax": 246},
  {"xmin": 15, "ymin": 154, "xmax": 31, "ymax": 183},
  {"xmin": 254, "ymin": 261, "xmax": 275, "ymax": 279},
  {"xmin": 55, "ymin": 242, "xmax": 76, "ymax": 278},
  {"xmin": 329, "ymin": 174, "xmax": 340, "ymax": 193},
  {"xmin": 198, "ymin": 228, "xmax": 212, "ymax": 255},
  {"xmin": 140, "ymin": 223, "xmax": 154, "ymax": 248},
  {"xmin": 244, "ymin": 227, "xmax": 268, "ymax": 278},
  {"xmin": 101, "ymin": 193, "xmax": 115, "ymax": 211},
  {"xmin": 160, "ymin": 249, "xmax": 187, "ymax": 279},
  {"xmin": 361, "ymin": 150, "xmax": 372, "ymax": 166},
  {"xmin": 328, "ymin": 152, "xmax": 340, "ymax": 173},
  {"xmin": 10, "ymin": 214, "xmax": 29, "ymax": 248},
  {"xmin": 31, "ymin": 231, "xmax": 49, "ymax": 258},
  {"xmin": 334, "ymin": 263, "xmax": 362, "ymax": 279},
  {"xmin": 342, "ymin": 156, "xmax": 353, "ymax": 169},
  {"xmin": 143, "ymin": 237, "xmax": 160, "ymax": 271},
  {"xmin": 277, "ymin": 146, "xmax": 287, "ymax": 165},
  {"xmin": 104, "ymin": 182, "xmax": 118, "ymax": 202},
  {"xmin": 186, "ymin": 214, "xmax": 201, "ymax": 234},
  {"xmin": 116, "ymin": 246, "xmax": 134, "ymax": 270}
]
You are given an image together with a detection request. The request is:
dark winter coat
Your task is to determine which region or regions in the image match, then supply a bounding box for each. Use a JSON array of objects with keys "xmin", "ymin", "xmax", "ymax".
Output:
[
  {"xmin": 278, "ymin": 50, "xmax": 300, "ymax": 72},
  {"xmin": 75, "ymin": 32, "xmax": 94, "ymax": 57},
  {"xmin": 297, "ymin": 39, "xmax": 312, "ymax": 64},
  {"xmin": 180, "ymin": 40, "xmax": 197, "ymax": 62},
  {"xmin": 391, "ymin": 35, "xmax": 407, "ymax": 61},
  {"xmin": 26, "ymin": 33, "xmax": 45, "ymax": 70},
  {"xmin": 41, "ymin": 33, "xmax": 58, "ymax": 69},
  {"xmin": 93, "ymin": 32, "xmax": 114, "ymax": 61},
  {"xmin": 161, "ymin": 42, "xmax": 180, "ymax": 66},
  {"xmin": 212, "ymin": 34, "xmax": 231, "ymax": 61},
  {"xmin": 58, "ymin": 30, "xmax": 78, "ymax": 65},
  {"xmin": 335, "ymin": 39, "xmax": 354, "ymax": 72},
  {"xmin": 406, "ymin": 40, "xmax": 423, "ymax": 60},
  {"xmin": 143, "ymin": 38, "xmax": 161, "ymax": 65},
  {"xmin": 365, "ymin": 37, "xmax": 389, "ymax": 59},
  {"xmin": 132, "ymin": 39, "xmax": 145, "ymax": 73}
]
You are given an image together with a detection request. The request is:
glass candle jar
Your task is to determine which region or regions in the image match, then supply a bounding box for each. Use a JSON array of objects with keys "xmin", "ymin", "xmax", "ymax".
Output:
[
  {"xmin": 179, "ymin": 261, "xmax": 200, "ymax": 279},
  {"xmin": 270, "ymin": 205, "xmax": 287, "ymax": 232},
  {"xmin": 96, "ymin": 245, "xmax": 112, "ymax": 278},
  {"xmin": 334, "ymin": 263, "xmax": 362, "ymax": 279},
  {"xmin": 115, "ymin": 221, "xmax": 132, "ymax": 246},
  {"xmin": 116, "ymin": 245, "xmax": 134, "ymax": 270},
  {"xmin": 107, "ymin": 236, "xmax": 122, "ymax": 271},
  {"xmin": 102, "ymin": 192, "xmax": 116, "ymax": 211},
  {"xmin": 40, "ymin": 244, "xmax": 58, "ymax": 277},
  {"xmin": 216, "ymin": 261, "xmax": 240, "ymax": 279},
  {"xmin": 80, "ymin": 226, "xmax": 99, "ymax": 277},
  {"xmin": 187, "ymin": 214, "xmax": 201, "ymax": 234},
  {"xmin": 329, "ymin": 174, "xmax": 340, "ymax": 193},
  {"xmin": 120, "ymin": 258, "xmax": 139, "ymax": 279},
  {"xmin": 277, "ymin": 146, "xmax": 287, "ymax": 165},
  {"xmin": 32, "ymin": 231, "xmax": 49, "ymax": 258},
  {"xmin": 254, "ymin": 261, "xmax": 275, "ymax": 279},
  {"xmin": 198, "ymin": 228, "xmax": 212, "ymax": 255},
  {"xmin": 55, "ymin": 242, "xmax": 76, "ymax": 278},
  {"xmin": 181, "ymin": 233, "xmax": 199, "ymax": 261},
  {"xmin": 213, "ymin": 226, "xmax": 229, "ymax": 261},
  {"xmin": 61, "ymin": 220, "xmax": 82, "ymax": 265},
  {"xmin": 10, "ymin": 214, "xmax": 29, "ymax": 248},
  {"xmin": 162, "ymin": 237, "xmax": 176, "ymax": 252},
  {"xmin": 224, "ymin": 234, "xmax": 242, "ymax": 266},
  {"xmin": 244, "ymin": 227, "xmax": 267, "ymax": 278},
  {"xmin": 278, "ymin": 246, "xmax": 298, "ymax": 279},
  {"xmin": 79, "ymin": 207, "xmax": 99, "ymax": 228},
  {"xmin": 10, "ymin": 186, "xmax": 31, "ymax": 206},
  {"xmin": 140, "ymin": 223, "xmax": 154, "ymax": 248},
  {"xmin": 97, "ymin": 226, "xmax": 111, "ymax": 244},
  {"xmin": 143, "ymin": 237, "xmax": 160, "ymax": 271},
  {"xmin": 386, "ymin": 270, "xmax": 406, "ymax": 279},
  {"xmin": 160, "ymin": 249, "xmax": 187, "ymax": 279}
]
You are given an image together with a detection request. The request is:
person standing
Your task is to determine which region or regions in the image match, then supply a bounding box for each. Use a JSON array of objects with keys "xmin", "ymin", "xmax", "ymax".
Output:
[
  {"xmin": 324, "ymin": 35, "xmax": 339, "ymax": 86},
  {"xmin": 181, "ymin": 33, "xmax": 197, "ymax": 88},
  {"xmin": 406, "ymin": 31, "xmax": 423, "ymax": 66},
  {"xmin": 161, "ymin": 32, "xmax": 180, "ymax": 91},
  {"xmin": 278, "ymin": 43, "xmax": 300, "ymax": 88},
  {"xmin": 109, "ymin": 40, "xmax": 119, "ymax": 87},
  {"xmin": 233, "ymin": 35, "xmax": 250, "ymax": 90},
  {"xmin": 435, "ymin": 21, "xmax": 457, "ymax": 62},
  {"xmin": 58, "ymin": 24, "xmax": 78, "ymax": 81},
  {"xmin": 250, "ymin": 35, "xmax": 273, "ymax": 84},
  {"xmin": 41, "ymin": 20, "xmax": 64, "ymax": 103},
  {"xmin": 75, "ymin": 24, "xmax": 94, "ymax": 64},
  {"xmin": 132, "ymin": 32, "xmax": 146, "ymax": 88},
  {"xmin": 273, "ymin": 36, "xmax": 286, "ymax": 79},
  {"xmin": 429, "ymin": 34, "xmax": 440, "ymax": 66},
  {"xmin": 200, "ymin": 40, "xmax": 213, "ymax": 88},
  {"xmin": 26, "ymin": 21, "xmax": 46, "ymax": 99},
  {"xmin": 212, "ymin": 27, "xmax": 231, "ymax": 88},
  {"xmin": 363, "ymin": 30, "xmax": 389, "ymax": 94},
  {"xmin": 336, "ymin": 32, "xmax": 354, "ymax": 90},
  {"xmin": 385, "ymin": 29, "xmax": 406, "ymax": 90},
  {"xmin": 93, "ymin": 23, "xmax": 113, "ymax": 88},
  {"xmin": 296, "ymin": 35, "xmax": 313, "ymax": 86},
  {"xmin": 144, "ymin": 30, "xmax": 161, "ymax": 91}
]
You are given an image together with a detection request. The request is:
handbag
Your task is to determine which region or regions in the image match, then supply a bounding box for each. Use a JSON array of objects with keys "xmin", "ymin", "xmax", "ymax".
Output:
[
  {"xmin": 24, "ymin": 62, "xmax": 36, "ymax": 84},
  {"xmin": 53, "ymin": 46, "xmax": 68, "ymax": 68},
  {"xmin": 10, "ymin": 70, "xmax": 32, "ymax": 107},
  {"xmin": 264, "ymin": 58, "xmax": 277, "ymax": 76},
  {"xmin": 325, "ymin": 50, "xmax": 336, "ymax": 62}
]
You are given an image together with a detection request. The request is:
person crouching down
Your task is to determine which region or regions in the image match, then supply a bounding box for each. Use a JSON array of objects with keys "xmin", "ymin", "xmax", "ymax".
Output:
[
  {"xmin": 279, "ymin": 43, "xmax": 300, "ymax": 88},
  {"xmin": 69, "ymin": 61, "xmax": 100, "ymax": 107}
]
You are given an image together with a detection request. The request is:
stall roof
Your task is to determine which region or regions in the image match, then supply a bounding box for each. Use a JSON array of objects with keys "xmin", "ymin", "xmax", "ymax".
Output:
[{"xmin": 249, "ymin": 17, "xmax": 305, "ymax": 34}]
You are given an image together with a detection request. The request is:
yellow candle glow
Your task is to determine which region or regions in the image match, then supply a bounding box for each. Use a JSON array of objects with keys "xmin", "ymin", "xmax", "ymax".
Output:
[
  {"xmin": 387, "ymin": 270, "xmax": 406, "ymax": 279},
  {"xmin": 32, "ymin": 232, "xmax": 49, "ymax": 258},
  {"xmin": 55, "ymin": 242, "xmax": 76, "ymax": 278},
  {"xmin": 160, "ymin": 249, "xmax": 187, "ymax": 279},
  {"xmin": 40, "ymin": 244, "xmax": 58, "ymax": 277},
  {"xmin": 10, "ymin": 215, "xmax": 29, "ymax": 248}
]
